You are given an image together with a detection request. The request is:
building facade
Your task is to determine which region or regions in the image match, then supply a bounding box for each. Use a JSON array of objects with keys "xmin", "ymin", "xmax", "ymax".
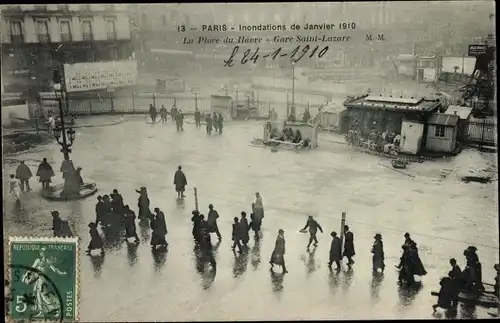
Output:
[{"xmin": 1, "ymin": 4, "xmax": 134, "ymax": 95}]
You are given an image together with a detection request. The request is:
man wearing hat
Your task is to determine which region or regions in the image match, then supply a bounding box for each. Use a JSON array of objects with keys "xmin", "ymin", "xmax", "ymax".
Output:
[
  {"xmin": 328, "ymin": 231, "xmax": 342, "ymax": 270},
  {"xmin": 448, "ymin": 258, "xmax": 462, "ymax": 307},
  {"xmin": 207, "ymin": 204, "xmax": 222, "ymax": 240},
  {"xmin": 371, "ymin": 234, "xmax": 385, "ymax": 273},
  {"xmin": 270, "ymin": 229, "xmax": 287, "ymax": 273},
  {"xmin": 173, "ymin": 166, "xmax": 187, "ymax": 199},
  {"xmin": 300, "ymin": 216, "xmax": 323, "ymax": 249}
]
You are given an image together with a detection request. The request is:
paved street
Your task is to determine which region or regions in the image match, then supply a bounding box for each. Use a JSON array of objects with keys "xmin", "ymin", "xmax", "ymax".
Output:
[{"xmin": 3, "ymin": 116, "xmax": 498, "ymax": 321}]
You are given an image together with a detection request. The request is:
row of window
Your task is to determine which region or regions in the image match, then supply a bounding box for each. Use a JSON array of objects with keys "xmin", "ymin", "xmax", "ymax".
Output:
[{"xmin": 8, "ymin": 18, "xmax": 117, "ymax": 43}]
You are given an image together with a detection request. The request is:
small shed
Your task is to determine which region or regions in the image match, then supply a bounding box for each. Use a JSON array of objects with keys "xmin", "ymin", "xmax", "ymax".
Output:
[
  {"xmin": 313, "ymin": 102, "xmax": 347, "ymax": 131},
  {"xmin": 444, "ymin": 105, "xmax": 473, "ymax": 142},
  {"xmin": 426, "ymin": 114, "xmax": 460, "ymax": 153}
]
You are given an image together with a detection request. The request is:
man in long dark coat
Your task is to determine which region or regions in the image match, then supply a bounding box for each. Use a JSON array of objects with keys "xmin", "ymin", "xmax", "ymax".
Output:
[
  {"xmin": 231, "ymin": 217, "xmax": 243, "ymax": 253},
  {"xmin": 212, "ymin": 112, "xmax": 219, "ymax": 132},
  {"xmin": 207, "ymin": 204, "xmax": 222, "ymax": 240},
  {"xmin": 239, "ymin": 212, "xmax": 250, "ymax": 246},
  {"xmin": 51, "ymin": 211, "xmax": 63, "ymax": 237},
  {"xmin": 328, "ymin": 231, "xmax": 342, "ymax": 270},
  {"xmin": 448, "ymin": 258, "xmax": 462, "ymax": 307},
  {"xmin": 149, "ymin": 104, "xmax": 157, "ymax": 123},
  {"xmin": 191, "ymin": 210, "xmax": 203, "ymax": 244},
  {"xmin": 36, "ymin": 158, "xmax": 55, "ymax": 189},
  {"xmin": 160, "ymin": 105, "xmax": 168, "ymax": 124},
  {"xmin": 15, "ymin": 161, "xmax": 33, "ymax": 192},
  {"xmin": 194, "ymin": 108, "xmax": 201, "ymax": 128},
  {"xmin": 217, "ymin": 113, "xmax": 224, "ymax": 134},
  {"xmin": 136, "ymin": 187, "xmax": 151, "ymax": 221},
  {"xmin": 270, "ymin": 229, "xmax": 287, "ymax": 273},
  {"xmin": 170, "ymin": 106, "xmax": 178, "ymax": 123},
  {"xmin": 371, "ymin": 233, "xmax": 385, "ymax": 273},
  {"xmin": 343, "ymin": 225, "xmax": 355, "ymax": 265},
  {"xmin": 173, "ymin": 166, "xmax": 187, "ymax": 199},
  {"xmin": 124, "ymin": 205, "xmax": 140, "ymax": 243},
  {"xmin": 206, "ymin": 113, "xmax": 213, "ymax": 135},
  {"xmin": 150, "ymin": 207, "xmax": 168, "ymax": 250},
  {"xmin": 301, "ymin": 216, "xmax": 323, "ymax": 248},
  {"xmin": 95, "ymin": 195, "xmax": 106, "ymax": 225}
]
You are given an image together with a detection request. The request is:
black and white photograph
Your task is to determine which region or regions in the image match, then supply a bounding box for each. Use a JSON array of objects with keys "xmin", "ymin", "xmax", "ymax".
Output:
[{"xmin": 2, "ymin": 2, "xmax": 498, "ymax": 321}]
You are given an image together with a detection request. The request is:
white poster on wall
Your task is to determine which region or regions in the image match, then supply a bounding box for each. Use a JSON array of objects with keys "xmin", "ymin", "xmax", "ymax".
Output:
[{"xmin": 63, "ymin": 60, "xmax": 138, "ymax": 92}]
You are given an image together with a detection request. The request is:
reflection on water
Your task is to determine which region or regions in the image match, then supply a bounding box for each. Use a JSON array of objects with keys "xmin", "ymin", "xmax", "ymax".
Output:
[
  {"xmin": 201, "ymin": 269, "xmax": 216, "ymax": 290},
  {"xmin": 370, "ymin": 272, "xmax": 384, "ymax": 304},
  {"xmin": 232, "ymin": 245, "xmax": 249, "ymax": 278},
  {"xmin": 270, "ymin": 270, "xmax": 285, "ymax": 294},
  {"xmin": 328, "ymin": 267, "xmax": 341, "ymax": 295},
  {"xmin": 398, "ymin": 282, "xmax": 423, "ymax": 308},
  {"xmin": 342, "ymin": 266, "xmax": 354, "ymax": 292},
  {"xmin": 459, "ymin": 303, "xmax": 477, "ymax": 319},
  {"xmin": 176, "ymin": 198, "xmax": 185, "ymax": 209},
  {"xmin": 139, "ymin": 221, "xmax": 150, "ymax": 243},
  {"xmin": 305, "ymin": 245, "xmax": 318, "ymax": 275},
  {"xmin": 90, "ymin": 254, "xmax": 105, "ymax": 277},
  {"xmin": 152, "ymin": 248, "xmax": 168, "ymax": 271},
  {"xmin": 126, "ymin": 242, "xmax": 139, "ymax": 267},
  {"xmin": 250, "ymin": 238, "xmax": 261, "ymax": 270}
]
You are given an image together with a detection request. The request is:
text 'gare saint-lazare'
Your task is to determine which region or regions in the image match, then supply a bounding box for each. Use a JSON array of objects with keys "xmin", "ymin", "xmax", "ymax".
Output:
[{"xmin": 190, "ymin": 35, "xmax": 351, "ymax": 45}]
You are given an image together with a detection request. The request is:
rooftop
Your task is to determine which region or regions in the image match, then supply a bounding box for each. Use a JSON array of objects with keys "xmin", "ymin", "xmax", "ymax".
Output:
[{"xmin": 345, "ymin": 94, "xmax": 441, "ymax": 112}]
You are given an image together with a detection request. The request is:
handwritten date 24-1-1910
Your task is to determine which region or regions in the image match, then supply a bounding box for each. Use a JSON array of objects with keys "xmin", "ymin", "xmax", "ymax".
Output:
[{"xmin": 223, "ymin": 45, "xmax": 329, "ymax": 67}]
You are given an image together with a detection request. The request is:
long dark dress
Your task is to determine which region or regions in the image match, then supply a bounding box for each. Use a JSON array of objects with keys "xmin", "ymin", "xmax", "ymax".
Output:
[
  {"xmin": 150, "ymin": 212, "xmax": 167, "ymax": 246},
  {"xmin": 36, "ymin": 161, "xmax": 55, "ymax": 183},
  {"xmin": 173, "ymin": 170, "xmax": 187, "ymax": 192},
  {"xmin": 343, "ymin": 231, "xmax": 355, "ymax": 258},
  {"xmin": 137, "ymin": 192, "xmax": 151, "ymax": 221},
  {"xmin": 270, "ymin": 235, "xmax": 285, "ymax": 266},
  {"xmin": 52, "ymin": 217, "xmax": 63, "ymax": 237},
  {"xmin": 88, "ymin": 226, "xmax": 103, "ymax": 250},
  {"xmin": 329, "ymin": 237, "xmax": 342, "ymax": 263},
  {"xmin": 371, "ymin": 240, "xmax": 385, "ymax": 271},
  {"xmin": 124, "ymin": 210, "xmax": 138, "ymax": 238}
]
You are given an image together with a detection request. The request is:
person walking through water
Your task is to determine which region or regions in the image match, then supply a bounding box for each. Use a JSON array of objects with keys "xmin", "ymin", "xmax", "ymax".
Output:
[
  {"xmin": 9, "ymin": 174, "xmax": 21, "ymax": 205},
  {"xmin": 206, "ymin": 113, "xmax": 213, "ymax": 135},
  {"xmin": 36, "ymin": 158, "xmax": 55, "ymax": 189},
  {"xmin": 212, "ymin": 112, "xmax": 219, "ymax": 133},
  {"xmin": 194, "ymin": 108, "xmax": 201, "ymax": 128},
  {"xmin": 270, "ymin": 229, "xmax": 288, "ymax": 273},
  {"xmin": 301, "ymin": 216, "xmax": 323, "ymax": 249},
  {"xmin": 160, "ymin": 105, "xmax": 168, "ymax": 124},
  {"xmin": 343, "ymin": 225, "xmax": 355, "ymax": 265},
  {"xmin": 149, "ymin": 104, "xmax": 157, "ymax": 123},
  {"xmin": 136, "ymin": 187, "xmax": 151, "ymax": 222},
  {"xmin": 124, "ymin": 205, "xmax": 140, "ymax": 243},
  {"xmin": 170, "ymin": 105, "xmax": 178, "ymax": 124},
  {"xmin": 250, "ymin": 203, "xmax": 263, "ymax": 240},
  {"xmin": 328, "ymin": 231, "xmax": 342, "ymax": 270},
  {"xmin": 240, "ymin": 212, "xmax": 250, "ymax": 246},
  {"xmin": 51, "ymin": 211, "xmax": 63, "ymax": 237},
  {"xmin": 231, "ymin": 217, "xmax": 243, "ymax": 253},
  {"xmin": 86, "ymin": 222, "xmax": 104, "ymax": 255},
  {"xmin": 191, "ymin": 210, "xmax": 204, "ymax": 244},
  {"xmin": 173, "ymin": 166, "xmax": 187, "ymax": 199},
  {"xmin": 150, "ymin": 207, "xmax": 168, "ymax": 250},
  {"xmin": 217, "ymin": 113, "xmax": 224, "ymax": 134},
  {"xmin": 207, "ymin": 204, "xmax": 222, "ymax": 240},
  {"xmin": 16, "ymin": 161, "xmax": 33, "ymax": 192},
  {"xmin": 371, "ymin": 233, "xmax": 385, "ymax": 273}
]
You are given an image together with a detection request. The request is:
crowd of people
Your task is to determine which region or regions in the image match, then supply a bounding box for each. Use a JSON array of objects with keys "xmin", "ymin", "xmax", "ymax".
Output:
[{"xmin": 346, "ymin": 128, "xmax": 402, "ymax": 155}]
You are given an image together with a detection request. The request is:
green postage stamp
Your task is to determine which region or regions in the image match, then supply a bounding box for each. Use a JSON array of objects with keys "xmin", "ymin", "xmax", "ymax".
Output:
[{"xmin": 8, "ymin": 237, "xmax": 79, "ymax": 322}]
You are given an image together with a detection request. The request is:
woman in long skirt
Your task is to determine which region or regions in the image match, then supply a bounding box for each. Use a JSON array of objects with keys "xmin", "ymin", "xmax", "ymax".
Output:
[
  {"xmin": 270, "ymin": 229, "xmax": 288, "ymax": 273},
  {"xmin": 86, "ymin": 222, "xmax": 104, "ymax": 255}
]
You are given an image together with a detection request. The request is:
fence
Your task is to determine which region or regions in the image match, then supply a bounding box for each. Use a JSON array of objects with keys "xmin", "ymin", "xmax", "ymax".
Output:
[
  {"xmin": 46, "ymin": 93, "xmax": 325, "ymax": 120},
  {"xmin": 467, "ymin": 117, "xmax": 497, "ymax": 146}
]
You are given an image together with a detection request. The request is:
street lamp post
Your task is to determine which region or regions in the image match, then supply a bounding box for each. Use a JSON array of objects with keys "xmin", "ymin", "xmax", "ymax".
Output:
[
  {"xmin": 291, "ymin": 61, "xmax": 296, "ymax": 116},
  {"xmin": 52, "ymin": 69, "xmax": 75, "ymax": 161}
]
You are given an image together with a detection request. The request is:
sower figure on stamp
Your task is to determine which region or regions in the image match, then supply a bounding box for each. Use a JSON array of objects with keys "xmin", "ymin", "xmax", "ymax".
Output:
[
  {"xmin": 36, "ymin": 158, "xmax": 55, "ymax": 189},
  {"xmin": 86, "ymin": 222, "xmax": 104, "ymax": 255},
  {"xmin": 173, "ymin": 166, "xmax": 187, "ymax": 199},
  {"xmin": 16, "ymin": 161, "xmax": 32, "ymax": 192},
  {"xmin": 270, "ymin": 229, "xmax": 288, "ymax": 273},
  {"xmin": 22, "ymin": 247, "xmax": 68, "ymax": 317}
]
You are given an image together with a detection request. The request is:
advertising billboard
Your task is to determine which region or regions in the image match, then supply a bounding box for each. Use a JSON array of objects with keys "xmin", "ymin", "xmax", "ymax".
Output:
[{"xmin": 63, "ymin": 60, "xmax": 138, "ymax": 92}]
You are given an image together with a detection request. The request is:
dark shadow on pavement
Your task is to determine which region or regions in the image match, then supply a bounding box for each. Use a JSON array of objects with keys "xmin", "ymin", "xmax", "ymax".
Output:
[
  {"xmin": 126, "ymin": 242, "xmax": 139, "ymax": 267},
  {"xmin": 459, "ymin": 303, "xmax": 477, "ymax": 319},
  {"xmin": 397, "ymin": 281, "xmax": 423, "ymax": 308},
  {"xmin": 270, "ymin": 270, "xmax": 285, "ymax": 293},
  {"xmin": 201, "ymin": 268, "xmax": 216, "ymax": 290},
  {"xmin": 232, "ymin": 245, "xmax": 249, "ymax": 278},
  {"xmin": 90, "ymin": 254, "xmax": 105, "ymax": 277},
  {"xmin": 152, "ymin": 247, "xmax": 168, "ymax": 271},
  {"xmin": 250, "ymin": 237, "xmax": 261, "ymax": 271},
  {"xmin": 102, "ymin": 227, "xmax": 125, "ymax": 251},
  {"xmin": 370, "ymin": 271, "xmax": 384, "ymax": 304}
]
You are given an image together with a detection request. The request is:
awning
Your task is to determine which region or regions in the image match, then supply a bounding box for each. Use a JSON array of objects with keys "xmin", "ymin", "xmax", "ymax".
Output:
[
  {"xmin": 427, "ymin": 114, "xmax": 459, "ymax": 126},
  {"xmin": 445, "ymin": 106, "xmax": 473, "ymax": 119}
]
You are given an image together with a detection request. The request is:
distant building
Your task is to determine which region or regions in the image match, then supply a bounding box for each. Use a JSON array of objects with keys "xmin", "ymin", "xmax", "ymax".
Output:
[{"xmin": 1, "ymin": 4, "xmax": 134, "ymax": 95}]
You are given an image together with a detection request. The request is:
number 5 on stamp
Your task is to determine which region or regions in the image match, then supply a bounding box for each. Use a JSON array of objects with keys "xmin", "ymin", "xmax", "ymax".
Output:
[{"xmin": 8, "ymin": 237, "xmax": 79, "ymax": 322}]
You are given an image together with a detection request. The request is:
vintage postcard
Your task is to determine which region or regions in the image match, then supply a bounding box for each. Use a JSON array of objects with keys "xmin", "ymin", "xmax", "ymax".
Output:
[{"xmin": 2, "ymin": 2, "xmax": 497, "ymax": 321}]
